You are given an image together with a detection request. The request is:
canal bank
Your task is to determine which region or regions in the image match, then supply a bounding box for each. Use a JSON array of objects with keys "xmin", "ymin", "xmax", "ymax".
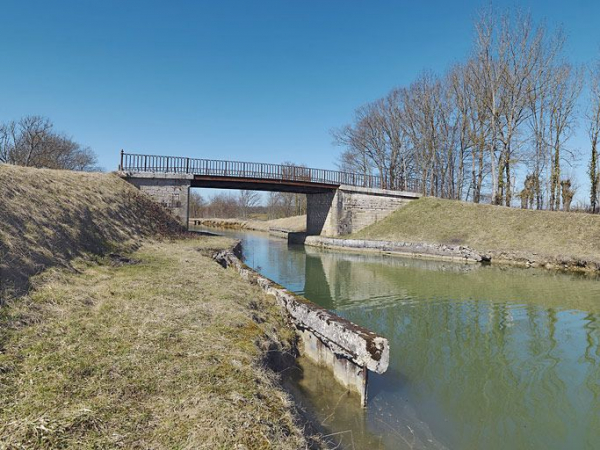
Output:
[
  {"xmin": 196, "ymin": 192, "xmax": 600, "ymax": 273},
  {"xmin": 346, "ymin": 196, "xmax": 600, "ymax": 273},
  {"xmin": 190, "ymin": 215, "xmax": 306, "ymax": 234},
  {"xmin": 213, "ymin": 241, "xmax": 389, "ymax": 406},
  {"xmin": 0, "ymin": 165, "xmax": 327, "ymax": 448},
  {"xmin": 197, "ymin": 226, "xmax": 600, "ymax": 450},
  {"xmin": 0, "ymin": 236, "xmax": 324, "ymax": 449}
]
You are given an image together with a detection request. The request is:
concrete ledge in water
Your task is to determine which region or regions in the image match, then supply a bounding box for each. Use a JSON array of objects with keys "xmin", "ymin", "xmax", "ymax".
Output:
[
  {"xmin": 213, "ymin": 243, "xmax": 389, "ymax": 406},
  {"xmin": 305, "ymin": 235, "xmax": 490, "ymax": 263},
  {"xmin": 267, "ymin": 227, "xmax": 290, "ymax": 239}
]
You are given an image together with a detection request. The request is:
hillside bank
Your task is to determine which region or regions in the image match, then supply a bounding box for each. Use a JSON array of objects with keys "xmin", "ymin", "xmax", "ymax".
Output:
[
  {"xmin": 0, "ymin": 164, "xmax": 181, "ymax": 298},
  {"xmin": 349, "ymin": 197, "xmax": 600, "ymax": 271},
  {"xmin": 0, "ymin": 165, "xmax": 317, "ymax": 448}
]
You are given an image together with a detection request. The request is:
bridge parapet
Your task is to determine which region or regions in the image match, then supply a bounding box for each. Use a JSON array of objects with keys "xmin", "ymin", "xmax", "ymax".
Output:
[{"xmin": 119, "ymin": 151, "xmax": 422, "ymax": 193}]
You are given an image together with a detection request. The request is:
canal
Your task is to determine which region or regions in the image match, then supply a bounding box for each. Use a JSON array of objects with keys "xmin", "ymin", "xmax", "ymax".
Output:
[{"xmin": 196, "ymin": 227, "xmax": 600, "ymax": 450}]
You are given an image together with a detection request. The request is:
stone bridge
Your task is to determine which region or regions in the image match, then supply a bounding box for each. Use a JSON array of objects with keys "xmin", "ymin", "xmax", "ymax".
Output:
[{"xmin": 118, "ymin": 151, "xmax": 422, "ymax": 236}]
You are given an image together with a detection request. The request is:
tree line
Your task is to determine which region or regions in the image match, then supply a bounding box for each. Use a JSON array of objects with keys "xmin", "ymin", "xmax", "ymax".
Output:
[
  {"xmin": 189, "ymin": 189, "xmax": 307, "ymax": 220},
  {"xmin": 0, "ymin": 115, "xmax": 97, "ymax": 171},
  {"xmin": 334, "ymin": 7, "xmax": 600, "ymax": 212}
]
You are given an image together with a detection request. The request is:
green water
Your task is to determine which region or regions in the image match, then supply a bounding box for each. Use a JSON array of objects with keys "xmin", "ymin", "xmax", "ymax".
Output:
[{"xmin": 197, "ymin": 228, "xmax": 600, "ymax": 449}]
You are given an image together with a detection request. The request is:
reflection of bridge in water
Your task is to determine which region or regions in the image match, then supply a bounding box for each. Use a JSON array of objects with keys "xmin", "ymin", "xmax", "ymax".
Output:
[{"xmin": 118, "ymin": 151, "xmax": 422, "ymax": 235}]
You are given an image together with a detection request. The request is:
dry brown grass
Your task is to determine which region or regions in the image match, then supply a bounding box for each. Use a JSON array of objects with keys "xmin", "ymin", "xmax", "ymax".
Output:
[
  {"xmin": 194, "ymin": 215, "xmax": 307, "ymax": 233},
  {"xmin": 0, "ymin": 236, "xmax": 311, "ymax": 449},
  {"xmin": 0, "ymin": 164, "xmax": 181, "ymax": 297},
  {"xmin": 353, "ymin": 197, "xmax": 600, "ymax": 261}
]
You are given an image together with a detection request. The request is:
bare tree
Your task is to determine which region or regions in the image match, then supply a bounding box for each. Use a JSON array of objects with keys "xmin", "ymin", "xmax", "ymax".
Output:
[
  {"xmin": 237, "ymin": 190, "xmax": 261, "ymax": 218},
  {"xmin": 0, "ymin": 116, "xmax": 97, "ymax": 171},
  {"xmin": 561, "ymin": 179, "xmax": 576, "ymax": 211},
  {"xmin": 331, "ymin": 6, "xmax": 593, "ymax": 213},
  {"xmin": 547, "ymin": 64, "xmax": 583, "ymax": 211},
  {"xmin": 526, "ymin": 27, "xmax": 565, "ymax": 209},
  {"xmin": 204, "ymin": 192, "xmax": 239, "ymax": 218},
  {"xmin": 463, "ymin": 58, "xmax": 492, "ymax": 203},
  {"xmin": 189, "ymin": 191, "xmax": 206, "ymax": 218},
  {"xmin": 588, "ymin": 60, "xmax": 600, "ymax": 213}
]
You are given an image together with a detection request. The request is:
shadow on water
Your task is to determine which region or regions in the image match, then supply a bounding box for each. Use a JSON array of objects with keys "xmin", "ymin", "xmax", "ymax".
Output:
[{"xmin": 194, "ymin": 226, "xmax": 600, "ymax": 450}]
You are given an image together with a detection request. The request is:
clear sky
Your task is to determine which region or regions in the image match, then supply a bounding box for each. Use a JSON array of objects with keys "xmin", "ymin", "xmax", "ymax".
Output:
[{"xmin": 2, "ymin": 0, "xmax": 599, "ymax": 189}]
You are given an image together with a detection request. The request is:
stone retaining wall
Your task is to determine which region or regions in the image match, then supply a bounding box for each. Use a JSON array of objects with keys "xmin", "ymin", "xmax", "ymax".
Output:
[
  {"xmin": 306, "ymin": 185, "xmax": 421, "ymax": 236},
  {"xmin": 304, "ymin": 236, "xmax": 490, "ymax": 263},
  {"xmin": 119, "ymin": 172, "xmax": 191, "ymax": 226}
]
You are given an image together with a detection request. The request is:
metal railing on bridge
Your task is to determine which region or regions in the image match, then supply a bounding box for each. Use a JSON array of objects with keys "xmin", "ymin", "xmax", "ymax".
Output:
[{"xmin": 119, "ymin": 151, "xmax": 422, "ymax": 192}]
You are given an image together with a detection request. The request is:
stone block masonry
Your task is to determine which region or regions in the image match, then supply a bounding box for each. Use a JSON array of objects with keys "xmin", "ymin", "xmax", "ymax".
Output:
[
  {"xmin": 119, "ymin": 171, "xmax": 420, "ymax": 236},
  {"xmin": 307, "ymin": 185, "xmax": 421, "ymax": 236},
  {"xmin": 119, "ymin": 172, "xmax": 192, "ymax": 227}
]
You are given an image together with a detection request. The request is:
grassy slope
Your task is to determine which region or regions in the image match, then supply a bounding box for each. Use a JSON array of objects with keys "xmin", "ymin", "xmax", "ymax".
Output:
[
  {"xmin": 0, "ymin": 164, "xmax": 181, "ymax": 297},
  {"xmin": 353, "ymin": 197, "xmax": 600, "ymax": 260},
  {"xmin": 0, "ymin": 165, "xmax": 312, "ymax": 448},
  {"xmin": 0, "ymin": 237, "xmax": 308, "ymax": 449}
]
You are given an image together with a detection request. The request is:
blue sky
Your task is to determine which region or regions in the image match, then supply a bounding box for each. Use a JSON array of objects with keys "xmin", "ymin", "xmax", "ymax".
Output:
[{"xmin": 2, "ymin": 0, "xmax": 600, "ymax": 197}]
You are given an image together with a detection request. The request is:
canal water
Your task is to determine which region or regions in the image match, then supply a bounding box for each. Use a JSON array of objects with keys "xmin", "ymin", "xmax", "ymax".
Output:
[{"xmin": 196, "ymin": 227, "xmax": 600, "ymax": 450}]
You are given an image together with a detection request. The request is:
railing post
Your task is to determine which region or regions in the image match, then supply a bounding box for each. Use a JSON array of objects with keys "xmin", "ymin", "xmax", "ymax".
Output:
[{"xmin": 115, "ymin": 151, "xmax": 423, "ymax": 193}]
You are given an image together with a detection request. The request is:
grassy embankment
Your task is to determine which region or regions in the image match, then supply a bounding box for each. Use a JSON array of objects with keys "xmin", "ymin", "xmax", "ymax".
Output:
[
  {"xmin": 352, "ymin": 196, "xmax": 600, "ymax": 265},
  {"xmin": 0, "ymin": 165, "xmax": 312, "ymax": 449},
  {"xmin": 193, "ymin": 215, "xmax": 307, "ymax": 233}
]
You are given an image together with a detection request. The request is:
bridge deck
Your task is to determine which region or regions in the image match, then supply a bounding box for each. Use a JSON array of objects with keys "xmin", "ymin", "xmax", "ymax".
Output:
[{"xmin": 119, "ymin": 151, "xmax": 422, "ymax": 193}]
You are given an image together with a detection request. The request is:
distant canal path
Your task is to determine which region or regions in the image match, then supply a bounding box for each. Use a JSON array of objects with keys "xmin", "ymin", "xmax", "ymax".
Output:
[{"xmin": 194, "ymin": 227, "xmax": 600, "ymax": 450}]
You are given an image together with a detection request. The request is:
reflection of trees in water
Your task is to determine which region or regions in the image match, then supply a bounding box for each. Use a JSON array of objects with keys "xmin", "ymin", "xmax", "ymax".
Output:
[
  {"xmin": 237, "ymin": 233, "xmax": 600, "ymax": 449},
  {"xmin": 343, "ymin": 299, "xmax": 600, "ymax": 449},
  {"xmin": 303, "ymin": 245, "xmax": 600, "ymax": 314},
  {"xmin": 299, "ymin": 247, "xmax": 600, "ymax": 449}
]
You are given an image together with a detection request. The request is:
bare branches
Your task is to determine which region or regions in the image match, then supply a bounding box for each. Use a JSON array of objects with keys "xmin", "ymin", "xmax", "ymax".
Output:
[
  {"xmin": 238, "ymin": 190, "xmax": 261, "ymax": 218},
  {"xmin": 588, "ymin": 59, "xmax": 600, "ymax": 212},
  {"xmin": 333, "ymin": 5, "xmax": 585, "ymax": 211},
  {"xmin": 0, "ymin": 115, "xmax": 98, "ymax": 171}
]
